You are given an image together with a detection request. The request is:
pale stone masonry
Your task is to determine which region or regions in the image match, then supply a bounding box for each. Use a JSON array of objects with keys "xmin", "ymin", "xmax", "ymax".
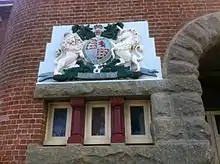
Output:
[{"xmin": 29, "ymin": 12, "xmax": 220, "ymax": 164}]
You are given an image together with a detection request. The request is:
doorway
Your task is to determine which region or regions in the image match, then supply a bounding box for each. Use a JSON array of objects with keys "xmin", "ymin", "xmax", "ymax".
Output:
[{"xmin": 199, "ymin": 41, "xmax": 220, "ymax": 164}]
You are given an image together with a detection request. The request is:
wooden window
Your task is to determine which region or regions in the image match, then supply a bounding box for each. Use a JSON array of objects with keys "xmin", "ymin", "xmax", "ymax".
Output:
[
  {"xmin": 45, "ymin": 99, "xmax": 153, "ymax": 145},
  {"xmin": 124, "ymin": 100, "xmax": 152, "ymax": 144},
  {"xmin": 44, "ymin": 103, "xmax": 72, "ymax": 145},
  {"xmin": 84, "ymin": 101, "xmax": 111, "ymax": 145},
  {"xmin": 205, "ymin": 111, "xmax": 220, "ymax": 164}
]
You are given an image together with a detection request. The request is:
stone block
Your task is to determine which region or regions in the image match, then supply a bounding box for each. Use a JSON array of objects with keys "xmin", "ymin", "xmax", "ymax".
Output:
[
  {"xmin": 171, "ymin": 92, "xmax": 204, "ymax": 117},
  {"xmin": 195, "ymin": 14, "xmax": 220, "ymax": 49},
  {"xmin": 167, "ymin": 45, "xmax": 199, "ymax": 66},
  {"xmin": 151, "ymin": 92, "xmax": 172, "ymax": 117},
  {"xmin": 165, "ymin": 77, "xmax": 202, "ymax": 94},
  {"xmin": 27, "ymin": 141, "xmax": 214, "ymax": 164},
  {"xmin": 182, "ymin": 22, "xmax": 210, "ymax": 49},
  {"xmin": 152, "ymin": 118, "xmax": 184, "ymax": 141},
  {"xmin": 166, "ymin": 60, "xmax": 199, "ymax": 76},
  {"xmin": 173, "ymin": 33, "xmax": 203, "ymax": 57},
  {"xmin": 155, "ymin": 141, "xmax": 214, "ymax": 164},
  {"xmin": 151, "ymin": 92, "xmax": 204, "ymax": 117},
  {"xmin": 152, "ymin": 117, "xmax": 211, "ymax": 142},
  {"xmin": 183, "ymin": 117, "xmax": 212, "ymax": 142}
]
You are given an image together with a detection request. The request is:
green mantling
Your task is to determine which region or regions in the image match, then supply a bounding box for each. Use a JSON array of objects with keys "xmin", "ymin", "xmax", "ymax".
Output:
[{"xmin": 53, "ymin": 59, "xmax": 141, "ymax": 81}]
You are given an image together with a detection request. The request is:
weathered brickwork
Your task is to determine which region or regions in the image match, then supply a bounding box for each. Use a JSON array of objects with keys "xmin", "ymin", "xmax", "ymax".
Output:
[{"xmin": 1, "ymin": 0, "xmax": 220, "ymax": 163}]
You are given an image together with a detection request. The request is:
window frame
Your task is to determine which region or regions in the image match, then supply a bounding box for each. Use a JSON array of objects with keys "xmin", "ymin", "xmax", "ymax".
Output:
[
  {"xmin": 124, "ymin": 100, "xmax": 152, "ymax": 144},
  {"xmin": 205, "ymin": 111, "xmax": 220, "ymax": 164},
  {"xmin": 84, "ymin": 101, "xmax": 111, "ymax": 145},
  {"xmin": 44, "ymin": 102, "xmax": 72, "ymax": 145}
]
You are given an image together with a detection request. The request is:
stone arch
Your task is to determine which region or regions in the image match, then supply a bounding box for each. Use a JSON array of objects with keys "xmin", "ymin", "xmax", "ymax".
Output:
[{"xmin": 163, "ymin": 12, "xmax": 220, "ymax": 78}]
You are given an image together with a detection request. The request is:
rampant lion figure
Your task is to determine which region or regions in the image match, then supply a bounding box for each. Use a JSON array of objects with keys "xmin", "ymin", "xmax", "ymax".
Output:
[
  {"xmin": 110, "ymin": 27, "xmax": 143, "ymax": 72},
  {"xmin": 54, "ymin": 32, "xmax": 85, "ymax": 75}
]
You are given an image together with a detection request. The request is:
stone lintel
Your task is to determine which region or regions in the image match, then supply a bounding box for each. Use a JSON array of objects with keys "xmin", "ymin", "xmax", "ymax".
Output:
[
  {"xmin": 34, "ymin": 78, "xmax": 202, "ymax": 99},
  {"xmin": 27, "ymin": 141, "xmax": 213, "ymax": 164}
]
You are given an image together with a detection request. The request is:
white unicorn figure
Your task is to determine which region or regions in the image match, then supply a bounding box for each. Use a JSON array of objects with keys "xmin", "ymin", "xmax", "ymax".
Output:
[
  {"xmin": 110, "ymin": 27, "xmax": 143, "ymax": 72},
  {"xmin": 54, "ymin": 32, "xmax": 85, "ymax": 75}
]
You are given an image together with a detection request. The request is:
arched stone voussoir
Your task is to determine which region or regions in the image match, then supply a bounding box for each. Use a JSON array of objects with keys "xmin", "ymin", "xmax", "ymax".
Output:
[
  {"xmin": 173, "ymin": 33, "xmax": 204, "ymax": 57},
  {"xmin": 182, "ymin": 22, "xmax": 210, "ymax": 50},
  {"xmin": 166, "ymin": 45, "xmax": 199, "ymax": 67},
  {"xmin": 194, "ymin": 14, "xmax": 220, "ymax": 50},
  {"xmin": 166, "ymin": 60, "xmax": 199, "ymax": 77},
  {"xmin": 163, "ymin": 12, "xmax": 220, "ymax": 78}
]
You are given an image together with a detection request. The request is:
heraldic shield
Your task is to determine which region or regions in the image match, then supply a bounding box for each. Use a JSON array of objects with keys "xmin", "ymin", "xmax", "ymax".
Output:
[{"xmin": 83, "ymin": 37, "xmax": 112, "ymax": 65}]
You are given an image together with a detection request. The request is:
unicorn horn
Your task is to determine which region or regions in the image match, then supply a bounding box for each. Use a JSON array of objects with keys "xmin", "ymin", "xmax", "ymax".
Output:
[{"xmin": 116, "ymin": 25, "xmax": 123, "ymax": 31}]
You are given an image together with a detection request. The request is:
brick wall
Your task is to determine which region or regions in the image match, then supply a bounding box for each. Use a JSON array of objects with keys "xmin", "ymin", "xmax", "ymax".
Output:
[{"xmin": 1, "ymin": 0, "xmax": 220, "ymax": 163}]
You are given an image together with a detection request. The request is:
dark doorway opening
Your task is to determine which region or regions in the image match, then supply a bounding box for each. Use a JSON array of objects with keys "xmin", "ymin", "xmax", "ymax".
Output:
[{"xmin": 199, "ymin": 41, "xmax": 220, "ymax": 164}]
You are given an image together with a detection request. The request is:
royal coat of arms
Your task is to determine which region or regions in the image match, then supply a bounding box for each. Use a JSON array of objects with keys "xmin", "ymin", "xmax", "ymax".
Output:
[{"xmin": 40, "ymin": 22, "xmax": 158, "ymax": 82}]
